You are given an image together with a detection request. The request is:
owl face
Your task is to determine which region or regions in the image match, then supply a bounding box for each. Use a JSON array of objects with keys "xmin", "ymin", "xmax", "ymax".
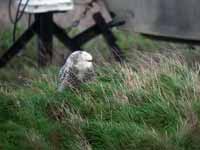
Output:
[
  {"xmin": 73, "ymin": 51, "xmax": 93, "ymax": 71},
  {"xmin": 78, "ymin": 51, "xmax": 93, "ymax": 62}
]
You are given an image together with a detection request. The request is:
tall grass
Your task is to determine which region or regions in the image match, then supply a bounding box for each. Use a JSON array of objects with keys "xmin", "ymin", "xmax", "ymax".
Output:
[{"xmin": 1, "ymin": 54, "xmax": 200, "ymax": 149}]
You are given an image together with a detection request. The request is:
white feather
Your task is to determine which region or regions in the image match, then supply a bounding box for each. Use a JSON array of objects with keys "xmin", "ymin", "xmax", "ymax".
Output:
[{"xmin": 58, "ymin": 51, "xmax": 94, "ymax": 91}]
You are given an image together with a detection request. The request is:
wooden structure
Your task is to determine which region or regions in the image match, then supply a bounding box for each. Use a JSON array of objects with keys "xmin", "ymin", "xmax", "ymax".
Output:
[
  {"xmin": 0, "ymin": 0, "xmax": 124, "ymax": 67},
  {"xmin": 104, "ymin": 0, "xmax": 200, "ymax": 42}
]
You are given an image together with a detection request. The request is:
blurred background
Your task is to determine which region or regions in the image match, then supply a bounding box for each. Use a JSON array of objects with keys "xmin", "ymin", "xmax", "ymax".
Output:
[{"xmin": 2, "ymin": 1, "xmax": 200, "ymax": 150}]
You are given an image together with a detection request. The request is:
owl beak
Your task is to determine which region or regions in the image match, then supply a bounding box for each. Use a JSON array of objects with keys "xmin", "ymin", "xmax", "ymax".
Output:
[{"xmin": 87, "ymin": 60, "xmax": 93, "ymax": 62}]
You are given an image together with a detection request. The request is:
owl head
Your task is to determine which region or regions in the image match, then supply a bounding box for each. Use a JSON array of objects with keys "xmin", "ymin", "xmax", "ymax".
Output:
[
  {"xmin": 66, "ymin": 51, "xmax": 93, "ymax": 71},
  {"xmin": 58, "ymin": 51, "xmax": 94, "ymax": 91}
]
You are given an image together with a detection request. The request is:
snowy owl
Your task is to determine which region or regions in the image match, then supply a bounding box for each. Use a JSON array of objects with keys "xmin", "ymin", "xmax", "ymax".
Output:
[{"xmin": 58, "ymin": 51, "xmax": 95, "ymax": 91}]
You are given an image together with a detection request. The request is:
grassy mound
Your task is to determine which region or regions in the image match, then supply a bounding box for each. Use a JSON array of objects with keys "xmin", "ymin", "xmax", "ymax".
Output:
[{"xmin": 1, "ymin": 57, "xmax": 200, "ymax": 150}]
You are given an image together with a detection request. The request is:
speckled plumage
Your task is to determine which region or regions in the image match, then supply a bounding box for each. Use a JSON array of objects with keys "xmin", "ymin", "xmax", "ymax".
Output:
[{"xmin": 58, "ymin": 51, "xmax": 95, "ymax": 91}]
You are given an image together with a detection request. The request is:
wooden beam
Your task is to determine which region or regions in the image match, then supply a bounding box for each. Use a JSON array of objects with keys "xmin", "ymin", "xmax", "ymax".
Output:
[
  {"xmin": 0, "ymin": 22, "xmax": 36, "ymax": 68},
  {"xmin": 35, "ymin": 13, "xmax": 53, "ymax": 66}
]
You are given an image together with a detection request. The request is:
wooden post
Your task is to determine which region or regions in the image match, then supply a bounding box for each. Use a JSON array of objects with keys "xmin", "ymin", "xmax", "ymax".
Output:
[
  {"xmin": 35, "ymin": 13, "xmax": 53, "ymax": 67},
  {"xmin": 93, "ymin": 12, "xmax": 124, "ymax": 62}
]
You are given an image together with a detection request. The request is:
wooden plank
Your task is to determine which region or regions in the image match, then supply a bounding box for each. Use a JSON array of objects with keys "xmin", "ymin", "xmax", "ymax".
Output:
[
  {"xmin": 104, "ymin": 0, "xmax": 200, "ymax": 41},
  {"xmin": 17, "ymin": 0, "xmax": 74, "ymax": 13},
  {"xmin": 53, "ymin": 22, "xmax": 80, "ymax": 51}
]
